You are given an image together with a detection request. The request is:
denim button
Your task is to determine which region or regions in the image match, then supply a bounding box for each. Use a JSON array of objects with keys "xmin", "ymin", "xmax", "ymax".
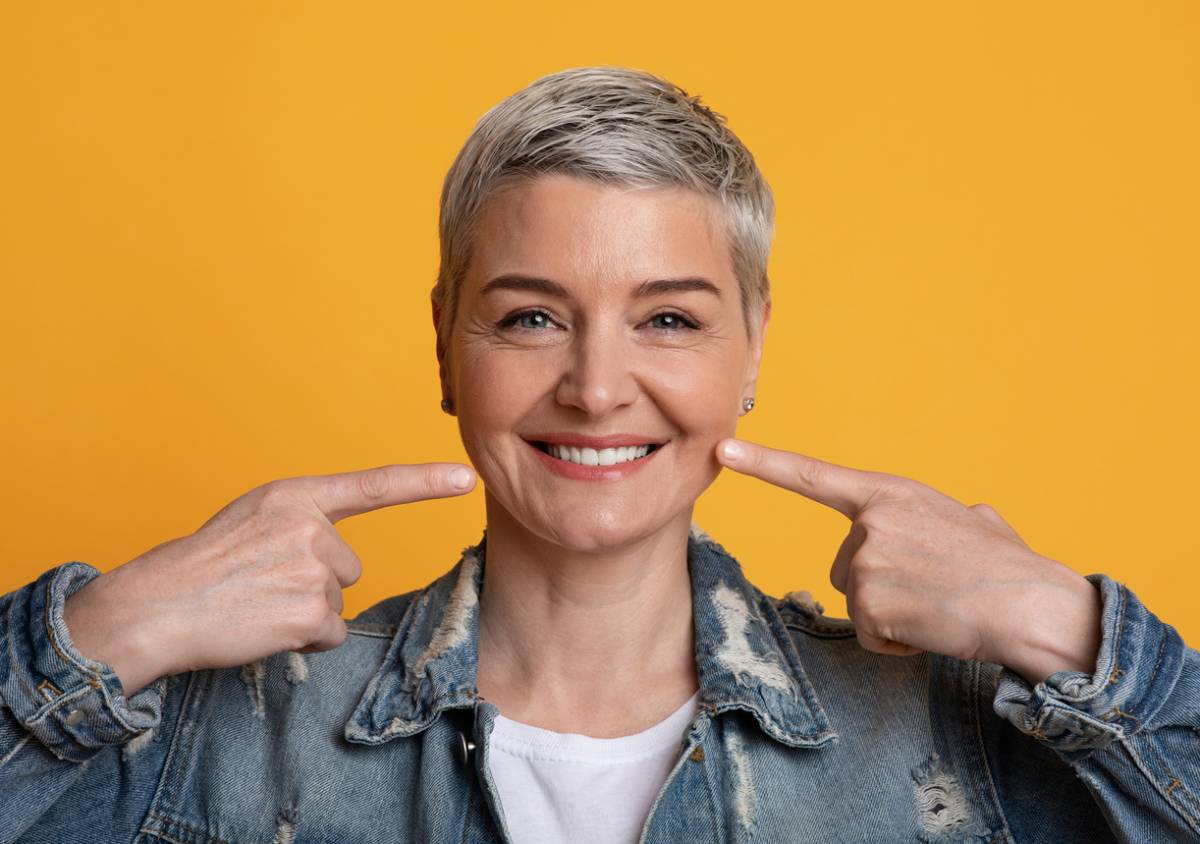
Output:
[
  {"xmin": 455, "ymin": 730, "xmax": 476, "ymax": 766},
  {"xmin": 65, "ymin": 709, "xmax": 84, "ymax": 726}
]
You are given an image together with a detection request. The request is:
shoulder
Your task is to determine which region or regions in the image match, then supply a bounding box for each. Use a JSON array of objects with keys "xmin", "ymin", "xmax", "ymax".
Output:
[
  {"xmin": 763, "ymin": 588, "xmax": 944, "ymax": 729},
  {"xmin": 763, "ymin": 588, "xmax": 932, "ymax": 686}
]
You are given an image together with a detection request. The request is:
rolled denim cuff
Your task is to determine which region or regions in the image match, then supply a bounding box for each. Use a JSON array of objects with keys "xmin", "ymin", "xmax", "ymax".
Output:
[
  {"xmin": 1, "ymin": 562, "xmax": 167, "ymax": 763},
  {"xmin": 992, "ymin": 573, "xmax": 1187, "ymax": 759}
]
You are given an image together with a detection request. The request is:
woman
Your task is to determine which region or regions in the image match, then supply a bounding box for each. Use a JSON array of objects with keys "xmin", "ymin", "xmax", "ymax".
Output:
[{"xmin": 1, "ymin": 66, "xmax": 1196, "ymax": 844}]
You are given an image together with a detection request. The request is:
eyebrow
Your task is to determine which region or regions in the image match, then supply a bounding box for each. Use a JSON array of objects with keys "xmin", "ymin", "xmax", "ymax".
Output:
[{"xmin": 479, "ymin": 274, "xmax": 723, "ymax": 299}]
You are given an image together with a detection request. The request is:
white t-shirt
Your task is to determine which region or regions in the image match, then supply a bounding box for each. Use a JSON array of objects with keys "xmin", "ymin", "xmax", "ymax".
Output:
[{"xmin": 487, "ymin": 690, "xmax": 702, "ymax": 844}]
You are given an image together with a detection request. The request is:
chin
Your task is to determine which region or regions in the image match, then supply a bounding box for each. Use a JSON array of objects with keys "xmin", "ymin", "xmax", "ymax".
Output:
[{"xmin": 531, "ymin": 505, "xmax": 672, "ymax": 554}]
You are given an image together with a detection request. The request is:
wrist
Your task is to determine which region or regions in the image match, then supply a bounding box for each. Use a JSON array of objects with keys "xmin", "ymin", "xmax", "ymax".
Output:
[
  {"xmin": 62, "ymin": 573, "xmax": 167, "ymax": 697},
  {"xmin": 991, "ymin": 565, "xmax": 1103, "ymax": 686}
]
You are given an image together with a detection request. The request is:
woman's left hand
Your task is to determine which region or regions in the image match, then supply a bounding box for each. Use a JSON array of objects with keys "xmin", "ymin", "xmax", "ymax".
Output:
[{"xmin": 715, "ymin": 438, "xmax": 1103, "ymax": 686}]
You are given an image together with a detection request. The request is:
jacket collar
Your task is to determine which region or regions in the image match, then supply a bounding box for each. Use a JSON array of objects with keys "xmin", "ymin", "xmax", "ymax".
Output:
[{"xmin": 344, "ymin": 526, "xmax": 837, "ymax": 749}]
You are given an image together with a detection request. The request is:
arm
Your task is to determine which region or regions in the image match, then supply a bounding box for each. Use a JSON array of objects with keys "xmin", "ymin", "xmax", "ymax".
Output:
[
  {"xmin": 992, "ymin": 573, "xmax": 1200, "ymax": 841},
  {"xmin": 0, "ymin": 562, "xmax": 169, "ymax": 842}
]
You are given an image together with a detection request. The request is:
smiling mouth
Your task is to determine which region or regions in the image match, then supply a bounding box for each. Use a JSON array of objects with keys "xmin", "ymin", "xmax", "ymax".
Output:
[{"xmin": 528, "ymin": 441, "xmax": 664, "ymax": 467}]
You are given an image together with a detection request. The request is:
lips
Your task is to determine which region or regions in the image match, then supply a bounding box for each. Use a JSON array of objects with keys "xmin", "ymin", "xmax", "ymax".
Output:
[
  {"xmin": 532, "ymin": 441, "xmax": 660, "ymax": 465},
  {"xmin": 522, "ymin": 435, "xmax": 666, "ymax": 480},
  {"xmin": 524, "ymin": 432, "xmax": 670, "ymax": 449}
]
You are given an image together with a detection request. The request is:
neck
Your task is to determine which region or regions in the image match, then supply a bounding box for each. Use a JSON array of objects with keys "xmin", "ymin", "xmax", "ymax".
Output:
[{"xmin": 475, "ymin": 489, "xmax": 699, "ymax": 728}]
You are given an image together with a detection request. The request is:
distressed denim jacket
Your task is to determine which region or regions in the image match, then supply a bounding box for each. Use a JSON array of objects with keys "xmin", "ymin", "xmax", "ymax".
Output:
[{"xmin": 2, "ymin": 527, "xmax": 1198, "ymax": 843}]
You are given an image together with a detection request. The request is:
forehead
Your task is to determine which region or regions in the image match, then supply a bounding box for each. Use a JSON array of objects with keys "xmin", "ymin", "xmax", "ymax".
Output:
[{"xmin": 466, "ymin": 174, "xmax": 736, "ymax": 292}]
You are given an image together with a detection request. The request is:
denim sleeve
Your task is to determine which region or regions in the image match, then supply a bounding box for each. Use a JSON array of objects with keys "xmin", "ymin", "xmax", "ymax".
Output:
[
  {"xmin": 992, "ymin": 572, "xmax": 1200, "ymax": 840},
  {"xmin": 0, "ymin": 562, "xmax": 168, "ymax": 840}
]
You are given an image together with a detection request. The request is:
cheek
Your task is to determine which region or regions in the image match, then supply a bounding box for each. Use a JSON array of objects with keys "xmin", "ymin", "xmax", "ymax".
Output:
[
  {"xmin": 455, "ymin": 347, "xmax": 548, "ymax": 425},
  {"xmin": 451, "ymin": 347, "xmax": 551, "ymax": 487},
  {"xmin": 645, "ymin": 351, "xmax": 744, "ymax": 437}
]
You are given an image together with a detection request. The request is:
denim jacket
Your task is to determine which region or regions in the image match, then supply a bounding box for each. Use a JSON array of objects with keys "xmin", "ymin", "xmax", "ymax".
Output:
[{"xmin": 2, "ymin": 526, "xmax": 1198, "ymax": 843}]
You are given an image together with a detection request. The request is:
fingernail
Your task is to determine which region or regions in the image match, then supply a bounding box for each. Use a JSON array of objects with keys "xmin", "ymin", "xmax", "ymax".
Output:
[
  {"xmin": 720, "ymin": 441, "xmax": 743, "ymax": 461},
  {"xmin": 449, "ymin": 467, "xmax": 473, "ymax": 489}
]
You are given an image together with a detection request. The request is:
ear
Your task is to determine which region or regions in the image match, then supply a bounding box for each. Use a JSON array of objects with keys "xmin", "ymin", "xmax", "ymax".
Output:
[
  {"xmin": 432, "ymin": 298, "xmax": 452, "ymax": 403},
  {"xmin": 740, "ymin": 301, "xmax": 770, "ymax": 407}
]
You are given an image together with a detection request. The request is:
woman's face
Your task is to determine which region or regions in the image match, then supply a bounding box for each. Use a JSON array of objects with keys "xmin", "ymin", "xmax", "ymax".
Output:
[{"xmin": 439, "ymin": 174, "xmax": 768, "ymax": 552}]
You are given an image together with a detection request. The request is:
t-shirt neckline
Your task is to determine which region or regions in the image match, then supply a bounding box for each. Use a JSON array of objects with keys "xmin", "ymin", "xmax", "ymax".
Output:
[{"xmin": 489, "ymin": 689, "xmax": 702, "ymax": 763}]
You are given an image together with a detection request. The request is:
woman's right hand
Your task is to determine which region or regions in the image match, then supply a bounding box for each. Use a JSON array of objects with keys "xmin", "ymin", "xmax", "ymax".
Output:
[{"xmin": 61, "ymin": 463, "xmax": 477, "ymax": 697}]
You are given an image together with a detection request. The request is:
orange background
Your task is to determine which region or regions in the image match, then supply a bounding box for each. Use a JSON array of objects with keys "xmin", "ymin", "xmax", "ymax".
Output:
[{"xmin": 2, "ymin": 3, "xmax": 1197, "ymax": 645}]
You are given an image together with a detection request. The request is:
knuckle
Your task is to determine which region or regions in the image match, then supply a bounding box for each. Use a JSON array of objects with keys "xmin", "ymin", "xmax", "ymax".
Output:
[
  {"xmin": 357, "ymin": 467, "xmax": 392, "ymax": 501},
  {"xmin": 305, "ymin": 597, "xmax": 332, "ymax": 628},
  {"xmin": 792, "ymin": 458, "xmax": 825, "ymax": 490},
  {"xmin": 257, "ymin": 481, "xmax": 289, "ymax": 508},
  {"xmin": 286, "ymin": 612, "xmax": 320, "ymax": 649},
  {"xmin": 878, "ymin": 473, "xmax": 917, "ymax": 497},
  {"xmin": 852, "ymin": 548, "xmax": 884, "ymax": 574},
  {"xmin": 851, "ymin": 594, "xmax": 883, "ymax": 628},
  {"xmin": 847, "ymin": 520, "xmax": 869, "ymax": 544},
  {"xmin": 421, "ymin": 465, "xmax": 444, "ymax": 495},
  {"xmin": 295, "ymin": 558, "xmax": 330, "ymax": 592},
  {"xmin": 346, "ymin": 556, "xmax": 364, "ymax": 586},
  {"xmin": 297, "ymin": 620, "xmax": 324, "ymax": 651},
  {"xmin": 291, "ymin": 517, "xmax": 326, "ymax": 546},
  {"xmin": 747, "ymin": 446, "xmax": 768, "ymax": 470},
  {"xmin": 856, "ymin": 508, "xmax": 888, "ymax": 533},
  {"xmin": 328, "ymin": 617, "xmax": 348, "ymax": 647}
]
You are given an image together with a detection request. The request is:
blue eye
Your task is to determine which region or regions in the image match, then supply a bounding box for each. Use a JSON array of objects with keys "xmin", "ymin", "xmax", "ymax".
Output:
[
  {"xmin": 647, "ymin": 311, "xmax": 700, "ymax": 331},
  {"xmin": 498, "ymin": 309, "xmax": 701, "ymax": 333},
  {"xmin": 500, "ymin": 310, "xmax": 556, "ymax": 330}
]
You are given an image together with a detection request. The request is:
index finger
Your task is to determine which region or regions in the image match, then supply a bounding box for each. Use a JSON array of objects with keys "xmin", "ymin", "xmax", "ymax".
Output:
[
  {"xmin": 301, "ymin": 463, "xmax": 477, "ymax": 524},
  {"xmin": 715, "ymin": 438, "xmax": 882, "ymax": 519}
]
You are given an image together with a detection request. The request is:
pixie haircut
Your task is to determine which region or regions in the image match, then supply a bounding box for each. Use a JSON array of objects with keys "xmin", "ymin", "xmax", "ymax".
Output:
[{"xmin": 432, "ymin": 66, "xmax": 775, "ymax": 351}]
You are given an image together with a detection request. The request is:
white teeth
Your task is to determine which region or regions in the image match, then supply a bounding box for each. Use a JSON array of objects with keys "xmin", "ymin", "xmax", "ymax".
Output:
[{"xmin": 547, "ymin": 443, "xmax": 654, "ymax": 465}]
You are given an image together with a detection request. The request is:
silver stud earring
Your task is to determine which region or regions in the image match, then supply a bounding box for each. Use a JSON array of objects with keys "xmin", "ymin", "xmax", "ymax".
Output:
[
  {"xmin": 742, "ymin": 397, "xmax": 755, "ymax": 413},
  {"xmin": 441, "ymin": 398, "xmax": 454, "ymax": 415}
]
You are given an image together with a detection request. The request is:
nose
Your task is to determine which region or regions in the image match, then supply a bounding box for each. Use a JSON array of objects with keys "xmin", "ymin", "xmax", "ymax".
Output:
[{"xmin": 554, "ymin": 322, "xmax": 639, "ymax": 419}]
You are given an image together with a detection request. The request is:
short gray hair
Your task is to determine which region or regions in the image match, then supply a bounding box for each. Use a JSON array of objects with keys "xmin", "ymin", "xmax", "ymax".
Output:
[{"xmin": 432, "ymin": 65, "xmax": 774, "ymax": 351}]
